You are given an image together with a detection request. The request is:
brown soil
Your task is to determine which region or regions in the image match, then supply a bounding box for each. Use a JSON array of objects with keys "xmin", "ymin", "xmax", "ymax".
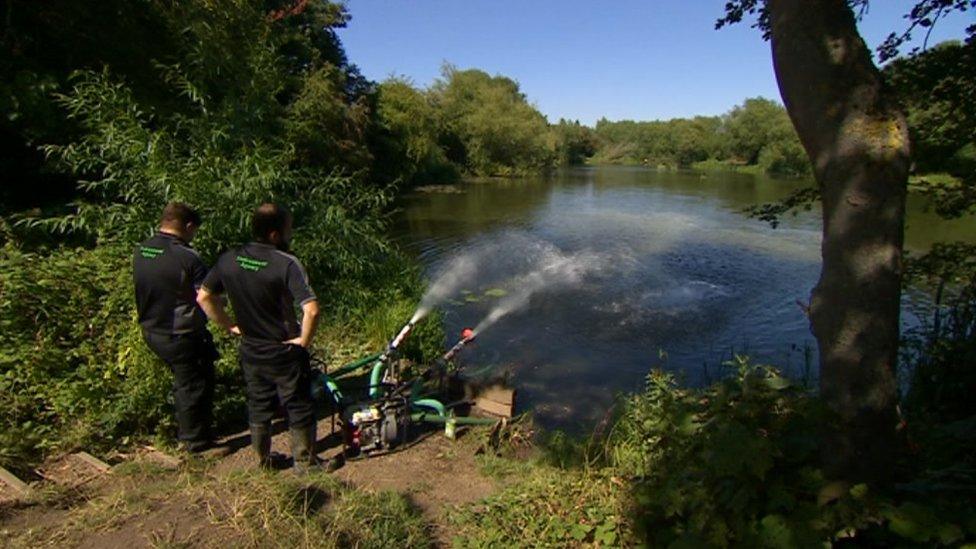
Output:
[{"xmin": 0, "ymin": 416, "xmax": 501, "ymax": 548}]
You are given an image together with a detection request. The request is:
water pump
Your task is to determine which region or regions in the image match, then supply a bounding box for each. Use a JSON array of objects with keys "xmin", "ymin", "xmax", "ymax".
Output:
[{"xmin": 343, "ymin": 395, "xmax": 410, "ymax": 455}]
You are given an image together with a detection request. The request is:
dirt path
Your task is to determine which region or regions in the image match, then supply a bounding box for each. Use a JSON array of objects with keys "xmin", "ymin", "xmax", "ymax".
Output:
[{"xmin": 0, "ymin": 416, "xmax": 503, "ymax": 548}]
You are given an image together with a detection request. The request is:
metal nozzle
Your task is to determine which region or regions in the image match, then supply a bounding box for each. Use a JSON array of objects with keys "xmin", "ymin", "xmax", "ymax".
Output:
[
  {"xmin": 389, "ymin": 321, "xmax": 414, "ymax": 351},
  {"xmin": 442, "ymin": 328, "xmax": 476, "ymax": 362}
]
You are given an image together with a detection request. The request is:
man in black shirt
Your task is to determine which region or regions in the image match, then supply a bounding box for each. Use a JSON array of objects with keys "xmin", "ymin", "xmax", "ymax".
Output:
[
  {"xmin": 133, "ymin": 203, "xmax": 221, "ymax": 453},
  {"xmin": 197, "ymin": 203, "xmax": 331, "ymax": 472}
]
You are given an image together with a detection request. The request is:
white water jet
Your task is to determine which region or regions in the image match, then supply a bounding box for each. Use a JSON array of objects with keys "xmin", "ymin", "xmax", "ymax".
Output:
[
  {"xmin": 411, "ymin": 253, "xmax": 482, "ymax": 324},
  {"xmin": 474, "ymin": 247, "xmax": 607, "ymax": 335}
]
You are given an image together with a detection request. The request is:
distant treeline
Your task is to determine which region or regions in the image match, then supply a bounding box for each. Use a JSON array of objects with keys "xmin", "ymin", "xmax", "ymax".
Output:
[
  {"xmin": 589, "ymin": 97, "xmax": 809, "ymax": 176},
  {"xmin": 376, "ymin": 80, "xmax": 809, "ymax": 180},
  {"xmin": 570, "ymin": 40, "xmax": 976, "ymax": 180},
  {"xmin": 379, "ymin": 40, "xmax": 975, "ymax": 182}
]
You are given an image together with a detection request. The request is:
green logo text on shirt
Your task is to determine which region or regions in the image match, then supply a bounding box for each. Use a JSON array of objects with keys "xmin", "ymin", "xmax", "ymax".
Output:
[
  {"xmin": 237, "ymin": 256, "xmax": 269, "ymax": 272},
  {"xmin": 140, "ymin": 246, "xmax": 164, "ymax": 259}
]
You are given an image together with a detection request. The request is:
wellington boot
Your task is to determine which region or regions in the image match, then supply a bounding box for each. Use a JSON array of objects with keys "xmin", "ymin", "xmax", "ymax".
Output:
[
  {"xmin": 250, "ymin": 423, "xmax": 273, "ymax": 469},
  {"xmin": 290, "ymin": 424, "xmax": 342, "ymax": 474},
  {"xmin": 290, "ymin": 424, "xmax": 316, "ymax": 474}
]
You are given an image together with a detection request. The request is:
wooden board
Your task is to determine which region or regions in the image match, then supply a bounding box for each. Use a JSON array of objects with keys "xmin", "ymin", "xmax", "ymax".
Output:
[
  {"xmin": 0, "ymin": 465, "xmax": 30, "ymax": 495},
  {"xmin": 474, "ymin": 397, "xmax": 515, "ymax": 418},
  {"xmin": 474, "ymin": 385, "xmax": 517, "ymax": 418},
  {"xmin": 479, "ymin": 386, "xmax": 515, "ymax": 405},
  {"xmin": 73, "ymin": 451, "xmax": 111, "ymax": 473},
  {"xmin": 141, "ymin": 446, "xmax": 182, "ymax": 469}
]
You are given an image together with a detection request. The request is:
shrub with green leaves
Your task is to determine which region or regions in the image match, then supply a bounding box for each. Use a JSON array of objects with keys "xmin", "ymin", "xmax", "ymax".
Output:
[
  {"xmin": 1, "ymin": 245, "xmax": 176, "ymax": 470},
  {"xmin": 431, "ymin": 66, "xmax": 557, "ymax": 177},
  {"xmin": 0, "ymin": 0, "xmax": 444, "ymax": 470},
  {"xmin": 448, "ymin": 466, "xmax": 635, "ymax": 547},
  {"xmin": 606, "ymin": 359, "xmax": 976, "ymax": 547}
]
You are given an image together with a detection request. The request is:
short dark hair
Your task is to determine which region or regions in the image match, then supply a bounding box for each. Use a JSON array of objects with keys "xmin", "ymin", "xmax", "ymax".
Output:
[
  {"xmin": 251, "ymin": 203, "xmax": 291, "ymax": 241},
  {"xmin": 160, "ymin": 202, "xmax": 201, "ymax": 227}
]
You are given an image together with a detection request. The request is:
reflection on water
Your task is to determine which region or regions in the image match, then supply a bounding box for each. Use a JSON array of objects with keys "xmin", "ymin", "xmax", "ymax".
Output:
[{"xmin": 392, "ymin": 166, "xmax": 976, "ymax": 431}]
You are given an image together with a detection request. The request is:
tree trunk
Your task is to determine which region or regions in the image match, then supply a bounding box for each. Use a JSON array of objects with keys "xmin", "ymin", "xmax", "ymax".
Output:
[{"xmin": 767, "ymin": 0, "xmax": 909, "ymax": 482}]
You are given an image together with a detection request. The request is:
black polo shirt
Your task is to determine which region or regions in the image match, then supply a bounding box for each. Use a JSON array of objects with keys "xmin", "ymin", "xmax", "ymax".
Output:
[
  {"xmin": 201, "ymin": 242, "xmax": 317, "ymax": 365},
  {"xmin": 133, "ymin": 232, "xmax": 209, "ymax": 335}
]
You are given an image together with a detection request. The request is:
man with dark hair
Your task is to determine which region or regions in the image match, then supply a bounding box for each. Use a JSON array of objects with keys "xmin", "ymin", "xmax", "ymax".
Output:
[
  {"xmin": 197, "ymin": 203, "xmax": 334, "ymax": 472},
  {"xmin": 134, "ymin": 202, "xmax": 223, "ymax": 453}
]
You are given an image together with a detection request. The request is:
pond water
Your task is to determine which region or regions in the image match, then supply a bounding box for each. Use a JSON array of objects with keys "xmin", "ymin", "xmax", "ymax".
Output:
[{"xmin": 391, "ymin": 166, "xmax": 975, "ymax": 430}]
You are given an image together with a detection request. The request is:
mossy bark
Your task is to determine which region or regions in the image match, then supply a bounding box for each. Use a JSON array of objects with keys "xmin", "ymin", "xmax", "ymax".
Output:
[{"xmin": 768, "ymin": 0, "xmax": 909, "ymax": 482}]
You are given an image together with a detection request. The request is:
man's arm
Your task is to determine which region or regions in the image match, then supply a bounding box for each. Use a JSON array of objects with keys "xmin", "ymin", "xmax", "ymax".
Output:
[
  {"xmin": 196, "ymin": 287, "xmax": 240, "ymax": 335},
  {"xmin": 284, "ymin": 299, "xmax": 319, "ymax": 349},
  {"xmin": 283, "ymin": 258, "xmax": 319, "ymax": 348}
]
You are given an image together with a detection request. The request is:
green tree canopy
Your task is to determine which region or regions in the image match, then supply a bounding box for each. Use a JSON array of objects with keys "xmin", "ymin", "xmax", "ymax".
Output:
[
  {"xmin": 431, "ymin": 66, "xmax": 556, "ymax": 176},
  {"xmin": 884, "ymin": 40, "xmax": 976, "ymax": 176}
]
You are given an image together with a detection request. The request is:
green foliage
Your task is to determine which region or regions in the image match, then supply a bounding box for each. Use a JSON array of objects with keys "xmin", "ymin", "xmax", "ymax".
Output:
[
  {"xmin": 551, "ymin": 118, "xmax": 598, "ymax": 165},
  {"xmin": 32, "ymin": 67, "xmax": 394, "ymax": 310},
  {"xmin": 0, "ymin": 244, "xmax": 243, "ymax": 472},
  {"xmin": 592, "ymin": 97, "xmax": 810, "ymax": 176},
  {"xmin": 0, "ymin": 0, "xmax": 381, "ymax": 211},
  {"xmin": 603, "ymin": 360, "xmax": 976, "ymax": 547},
  {"xmin": 725, "ymin": 98, "xmax": 792, "ymax": 165},
  {"xmin": 756, "ymin": 136, "xmax": 810, "ymax": 178},
  {"xmin": 903, "ymin": 242, "xmax": 976, "ymax": 429},
  {"xmin": 432, "ymin": 66, "xmax": 557, "ymax": 176},
  {"xmin": 286, "ymin": 65, "xmax": 375, "ymax": 176},
  {"xmin": 0, "ymin": 0, "xmax": 445, "ymax": 471},
  {"xmin": 448, "ymin": 467, "xmax": 635, "ymax": 548},
  {"xmin": 375, "ymin": 77, "xmax": 458, "ymax": 185},
  {"xmin": 885, "ymin": 40, "xmax": 976, "ymax": 176}
]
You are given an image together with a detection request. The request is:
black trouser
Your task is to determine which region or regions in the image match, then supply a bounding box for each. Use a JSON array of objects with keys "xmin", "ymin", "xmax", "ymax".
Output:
[
  {"xmin": 241, "ymin": 349, "xmax": 315, "ymax": 430},
  {"xmin": 144, "ymin": 330, "xmax": 217, "ymax": 446}
]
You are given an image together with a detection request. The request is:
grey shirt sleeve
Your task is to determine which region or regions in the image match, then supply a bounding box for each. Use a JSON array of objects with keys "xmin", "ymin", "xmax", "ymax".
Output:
[
  {"xmin": 285, "ymin": 259, "xmax": 317, "ymax": 306},
  {"xmin": 185, "ymin": 250, "xmax": 208, "ymax": 290},
  {"xmin": 201, "ymin": 256, "xmax": 225, "ymax": 294}
]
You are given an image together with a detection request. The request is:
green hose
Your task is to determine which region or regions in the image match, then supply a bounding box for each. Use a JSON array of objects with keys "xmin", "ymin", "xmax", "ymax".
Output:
[
  {"xmin": 410, "ymin": 412, "xmax": 499, "ymax": 425},
  {"xmin": 411, "ymin": 398, "xmax": 446, "ymax": 417},
  {"xmin": 369, "ymin": 360, "xmax": 385, "ymax": 398},
  {"xmin": 321, "ymin": 375, "xmax": 343, "ymax": 403},
  {"xmin": 330, "ymin": 352, "xmax": 384, "ymax": 378}
]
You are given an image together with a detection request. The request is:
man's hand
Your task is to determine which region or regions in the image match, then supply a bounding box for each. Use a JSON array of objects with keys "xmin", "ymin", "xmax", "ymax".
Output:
[{"xmin": 284, "ymin": 300, "xmax": 320, "ymax": 349}]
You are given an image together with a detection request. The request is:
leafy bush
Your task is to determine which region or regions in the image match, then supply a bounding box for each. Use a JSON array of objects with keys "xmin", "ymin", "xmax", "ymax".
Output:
[
  {"xmin": 0, "ymin": 2, "xmax": 445, "ymax": 469},
  {"xmin": 551, "ymin": 118, "xmax": 598, "ymax": 166},
  {"xmin": 375, "ymin": 77, "xmax": 458, "ymax": 186},
  {"xmin": 0, "ymin": 244, "xmax": 244, "ymax": 471},
  {"xmin": 758, "ymin": 138, "xmax": 810, "ymax": 177},
  {"xmin": 592, "ymin": 97, "xmax": 812, "ymax": 175},
  {"xmin": 432, "ymin": 66, "xmax": 556, "ymax": 176},
  {"xmin": 605, "ymin": 359, "xmax": 976, "ymax": 547},
  {"xmin": 448, "ymin": 466, "xmax": 635, "ymax": 547}
]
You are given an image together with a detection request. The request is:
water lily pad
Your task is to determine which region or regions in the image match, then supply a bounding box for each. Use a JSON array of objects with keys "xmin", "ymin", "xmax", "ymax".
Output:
[{"xmin": 483, "ymin": 288, "xmax": 508, "ymax": 298}]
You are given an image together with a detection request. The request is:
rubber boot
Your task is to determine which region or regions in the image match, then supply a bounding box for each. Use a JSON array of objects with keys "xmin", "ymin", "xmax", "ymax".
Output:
[
  {"xmin": 290, "ymin": 424, "xmax": 316, "ymax": 474},
  {"xmin": 290, "ymin": 424, "xmax": 342, "ymax": 474},
  {"xmin": 250, "ymin": 423, "xmax": 273, "ymax": 469}
]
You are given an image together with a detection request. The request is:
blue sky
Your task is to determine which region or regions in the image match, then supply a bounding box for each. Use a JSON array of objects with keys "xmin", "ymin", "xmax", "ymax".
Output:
[{"xmin": 337, "ymin": 1, "xmax": 974, "ymax": 125}]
